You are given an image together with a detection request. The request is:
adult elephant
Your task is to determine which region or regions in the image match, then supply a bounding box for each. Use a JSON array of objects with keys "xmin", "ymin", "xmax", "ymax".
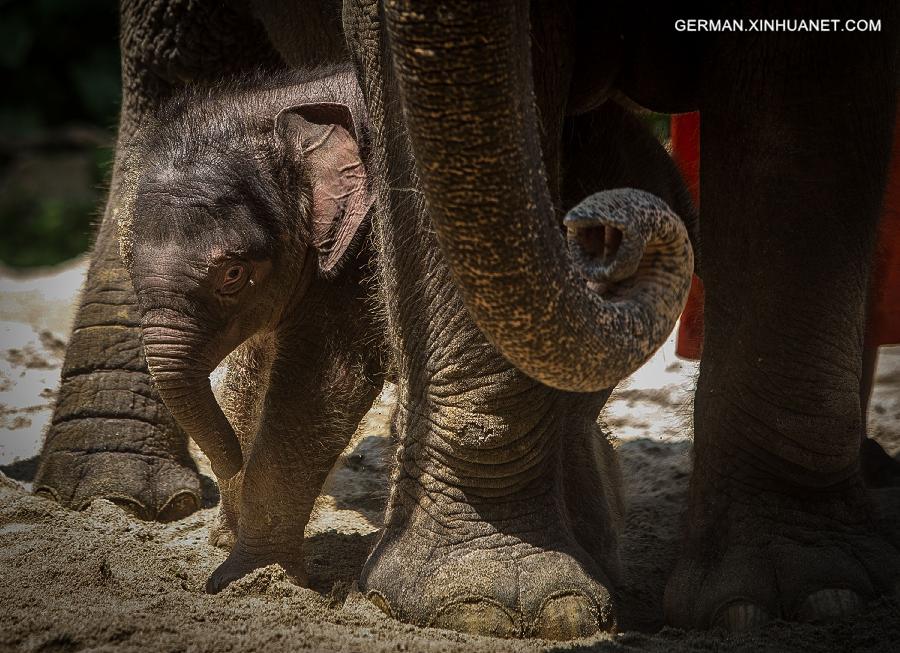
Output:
[
  {"xmin": 343, "ymin": 0, "xmax": 899, "ymax": 637},
  {"xmin": 33, "ymin": 0, "xmax": 349, "ymax": 520}
]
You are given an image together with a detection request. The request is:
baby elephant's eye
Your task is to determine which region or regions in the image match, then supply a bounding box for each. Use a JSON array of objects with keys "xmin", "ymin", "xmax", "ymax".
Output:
[{"xmin": 217, "ymin": 261, "xmax": 251, "ymax": 295}]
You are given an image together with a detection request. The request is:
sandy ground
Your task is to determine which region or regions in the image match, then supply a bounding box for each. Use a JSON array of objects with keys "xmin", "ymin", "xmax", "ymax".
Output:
[{"xmin": 1, "ymin": 260, "xmax": 899, "ymax": 652}]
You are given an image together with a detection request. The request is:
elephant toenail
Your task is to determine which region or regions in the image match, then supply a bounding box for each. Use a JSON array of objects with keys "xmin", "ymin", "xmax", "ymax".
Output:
[
  {"xmin": 102, "ymin": 497, "xmax": 151, "ymax": 521},
  {"xmin": 795, "ymin": 589, "xmax": 864, "ymax": 623},
  {"xmin": 157, "ymin": 491, "xmax": 200, "ymax": 522},
  {"xmin": 429, "ymin": 597, "xmax": 518, "ymax": 638},
  {"xmin": 532, "ymin": 593, "xmax": 608, "ymax": 640},
  {"xmin": 366, "ymin": 591, "xmax": 394, "ymax": 618},
  {"xmin": 33, "ymin": 487, "xmax": 59, "ymax": 503},
  {"xmin": 712, "ymin": 601, "xmax": 773, "ymax": 632}
]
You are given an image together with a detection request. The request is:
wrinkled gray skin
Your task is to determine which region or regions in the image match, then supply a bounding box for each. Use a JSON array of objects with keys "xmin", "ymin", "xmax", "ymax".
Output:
[
  {"xmin": 340, "ymin": 1, "xmax": 693, "ymax": 638},
  {"xmin": 35, "ymin": 0, "xmax": 899, "ymax": 643},
  {"xmin": 116, "ymin": 67, "xmax": 385, "ymax": 591},
  {"xmin": 345, "ymin": 0, "xmax": 900, "ymax": 639}
]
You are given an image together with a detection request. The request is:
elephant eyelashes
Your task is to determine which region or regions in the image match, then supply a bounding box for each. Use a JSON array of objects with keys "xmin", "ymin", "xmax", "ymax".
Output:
[{"xmin": 217, "ymin": 262, "xmax": 251, "ymax": 295}]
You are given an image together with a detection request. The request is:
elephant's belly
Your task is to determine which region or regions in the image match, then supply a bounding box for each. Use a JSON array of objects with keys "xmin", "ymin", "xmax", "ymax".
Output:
[{"xmin": 566, "ymin": 5, "xmax": 704, "ymax": 115}]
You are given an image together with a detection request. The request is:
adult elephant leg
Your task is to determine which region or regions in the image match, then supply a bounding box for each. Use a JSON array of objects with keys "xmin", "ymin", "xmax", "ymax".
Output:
[
  {"xmin": 249, "ymin": 0, "xmax": 348, "ymax": 66},
  {"xmin": 558, "ymin": 102, "xmax": 697, "ymax": 596},
  {"xmin": 34, "ymin": 0, "xmax": 283, "ymax": 520},
  {"xmin": 665, "ymin": 15, "xmax": 900, "ymax": 630},
  {"xmin": 33, "ymin": 213, "xmax": 202, "ymax": 521},
  {"xmin": 345, "ymin": 0, "xmax": 623, "ymax": 640}
]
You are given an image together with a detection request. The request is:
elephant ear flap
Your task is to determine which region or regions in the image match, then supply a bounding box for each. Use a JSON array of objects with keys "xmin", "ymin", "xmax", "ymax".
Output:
[{"xmin": 275, "ymin": 103, "xmax": 374, "ymax": 276}]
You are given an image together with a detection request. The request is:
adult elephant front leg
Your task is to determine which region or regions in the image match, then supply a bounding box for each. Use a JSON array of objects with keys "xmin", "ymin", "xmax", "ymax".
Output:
[
  {"xmin": 342, "ymin": 0, "xmax": 685, "ymax": 640},
  {"xmin": 33, "ymin": 0, "xmax": 283, "ymax": 520},
  {"xmin": 665, "ymin": 13, "xmax": 900, "ymax": 630},
  {"xmin": 33, "ymin": 212, "xmax": 203, "ymax": 521}
]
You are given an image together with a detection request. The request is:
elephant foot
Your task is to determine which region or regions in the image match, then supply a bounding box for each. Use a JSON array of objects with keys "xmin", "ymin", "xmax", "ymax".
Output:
[
  {"xmin": 360, "ymin": 433, "xmax": 621, "ymax": 643},
  {"xmin": 665, "ymin": 481, "xmax": 900, "ymax": 631},
  {"xmin": 34, "ymin": 329, "xmax": 204, "ymax": 522},
  {"xmin": 206, "ymin": 537, "xmax": 307, "ymax": 593},
  {"xmin": 363, "ymin": 538, "xmax": 615, "ymax": 640},
  {"xmin": 34, "ymin": 450, "xmax": 201, "ymax": 522}
]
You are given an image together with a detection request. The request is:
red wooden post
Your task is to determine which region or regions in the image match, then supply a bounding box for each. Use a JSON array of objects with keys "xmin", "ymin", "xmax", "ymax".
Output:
[
  {"xmin": 670, "ymin": 112, "xmax": 705, "ymax": 360},
  {"xmin": 869, "ymin": 100, "xmax": 900, "ymax": 347}
]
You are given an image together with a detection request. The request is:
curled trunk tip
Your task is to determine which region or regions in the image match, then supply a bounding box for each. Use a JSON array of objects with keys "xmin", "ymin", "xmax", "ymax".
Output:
[{"xmin": 385, "ymin": 1, "xmax": 693, "ymax": 392}]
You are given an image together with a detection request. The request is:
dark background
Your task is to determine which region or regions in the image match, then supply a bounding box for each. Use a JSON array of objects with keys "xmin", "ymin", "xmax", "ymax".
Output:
[
  {"xmin": 0, "ymin": 0, "xmax": 119, "ymax": 268},
  {"xmin": 0, "ymin": 1, "xmax": 671, "ymax": 270}
]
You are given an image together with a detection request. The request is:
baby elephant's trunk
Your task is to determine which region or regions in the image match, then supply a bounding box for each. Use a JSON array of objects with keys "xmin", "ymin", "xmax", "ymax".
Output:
[{"xmin": 141, "ymin": 324, "xmax": 243, "ymax": 479}]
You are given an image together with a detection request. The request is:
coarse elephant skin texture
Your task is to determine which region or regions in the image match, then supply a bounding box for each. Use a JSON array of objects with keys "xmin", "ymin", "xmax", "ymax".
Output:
[
  {"xmin": 118, "ymin": 66, "xmax": 384, "ymax": 592},
  {"xmin": 32, "ymin": 214, "xmax": 205, "ymax": 523},
  {"xmin": 341, "ymin": 0, "xmax": 702, "ymax": 639},
  {"xmin": 347, "ymin": 0, "xmax": 900, "ymax": 639}
]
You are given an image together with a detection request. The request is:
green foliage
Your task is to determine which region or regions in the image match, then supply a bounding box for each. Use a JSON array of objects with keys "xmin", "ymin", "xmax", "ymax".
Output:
[
  {"xmin": 0, "ymin": 194, "xmax": 97, "ymax": 268},
  {"xmin": 0, "ymin": 145, "xmax": 113, "ymax": 268},
  {"xmin": 0, "ymin": 0, "xmax": 121, "ymax": 133},
  {"xmin": 0, "ymin": 0, "xmax": 119, "ymax": 268}
]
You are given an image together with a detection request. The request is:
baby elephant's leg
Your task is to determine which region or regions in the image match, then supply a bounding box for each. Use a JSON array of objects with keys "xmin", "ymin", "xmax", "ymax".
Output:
[{"xmin": 207, "ymin": 279, "xmax": 384, "ymax": 592}]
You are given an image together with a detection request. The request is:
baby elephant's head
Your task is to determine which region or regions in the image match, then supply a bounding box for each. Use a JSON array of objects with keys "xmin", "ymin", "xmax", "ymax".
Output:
[{"xmin": 118, "ymin": 96, "xmax": 372, "ymax": 479}]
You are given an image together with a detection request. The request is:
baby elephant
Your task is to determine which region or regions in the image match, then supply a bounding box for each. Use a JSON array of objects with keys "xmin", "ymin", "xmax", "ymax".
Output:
[{"xmin": 117, "ymin": 66, "xmax": 385, "ymax": 591}]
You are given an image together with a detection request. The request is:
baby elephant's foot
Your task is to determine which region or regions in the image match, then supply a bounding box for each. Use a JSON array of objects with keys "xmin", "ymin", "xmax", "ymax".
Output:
[
  {"xmin": 665, "ymin": 484, "xmax": 900, "ymax": 631},
  {"xmin": 206, "ymin": 536, "xmax": 307, "ymax": 593}
]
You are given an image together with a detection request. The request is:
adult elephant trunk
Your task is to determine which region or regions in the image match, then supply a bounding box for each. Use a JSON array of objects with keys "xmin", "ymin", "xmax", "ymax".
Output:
[
  {"xmin": 384, "ymin": 0, "xmax": 693, "ymax": 392},
  {"xmin": 141, "ymin": 324, "xmax": 243, "ymax": 480}
]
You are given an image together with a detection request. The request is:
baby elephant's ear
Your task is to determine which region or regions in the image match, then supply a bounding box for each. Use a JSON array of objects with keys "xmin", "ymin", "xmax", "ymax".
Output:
[{"xmin": 275, "ymin": 103, "xmax": 373, "ymax": 275}]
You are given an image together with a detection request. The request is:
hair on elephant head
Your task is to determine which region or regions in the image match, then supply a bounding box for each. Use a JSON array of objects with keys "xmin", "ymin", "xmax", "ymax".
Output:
[{"xmin": 116, "ymin": 66, "xmax": 373, "ymax": 480}]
